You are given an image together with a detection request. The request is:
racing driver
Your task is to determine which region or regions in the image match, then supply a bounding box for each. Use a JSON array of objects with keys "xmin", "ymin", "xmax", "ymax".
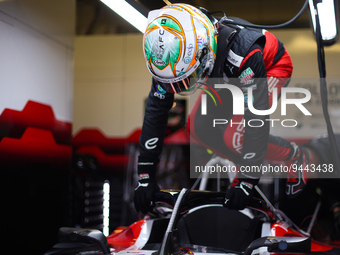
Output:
[{"xmin": 134, "ymin": 3, "xmax": 310, "ymax": 214}]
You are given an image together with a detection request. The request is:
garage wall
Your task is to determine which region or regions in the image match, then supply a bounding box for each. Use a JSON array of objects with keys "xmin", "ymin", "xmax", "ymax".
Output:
[
  {"xmin": 0, "ymin": 0, "xmax": 74, "ymax": 163},
  {"xmin": 74, "ymin": 34, "xmax": 151, "ymax": 136},
  {"xmin": 0, "ymin": 0, "xmax": 74, "ymax": 121},
  {"xmin": 269, "ymin": 29, "xmax": 340, "ymax": 138},
  {"xmin": 0, "ymin": 0, "xmax": 75, "ymax": 253}
]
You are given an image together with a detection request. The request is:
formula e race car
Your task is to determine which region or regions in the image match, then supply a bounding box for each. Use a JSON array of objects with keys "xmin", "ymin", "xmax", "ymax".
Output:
[{"xmin": 45, "ymin": 188, "xmax": 340, "ymax": 255}]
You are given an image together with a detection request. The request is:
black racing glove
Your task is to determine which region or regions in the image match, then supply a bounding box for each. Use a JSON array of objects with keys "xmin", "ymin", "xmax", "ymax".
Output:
[
  {"xmin": 134, "ymin": 177, "xmax": 160, "ymax": 214},
  {"xmin": 134, "ymin": 156, "xmax": 160, "ymax": 214},
  {"xmin": 223, "ymin": 177, "xmax": 258, "ymax": 210}
]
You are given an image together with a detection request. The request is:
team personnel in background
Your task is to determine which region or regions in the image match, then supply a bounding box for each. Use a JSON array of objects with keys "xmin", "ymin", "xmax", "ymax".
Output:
[{"xmin": 134, "ymin": 3, "xmax": 310, "ymax": 214}]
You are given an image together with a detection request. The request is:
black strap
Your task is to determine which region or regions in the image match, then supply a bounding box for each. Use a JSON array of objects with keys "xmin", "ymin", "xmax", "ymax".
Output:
[{"xmin": 210, "ymin": 23, "xmax": 238, "ymax": 78}]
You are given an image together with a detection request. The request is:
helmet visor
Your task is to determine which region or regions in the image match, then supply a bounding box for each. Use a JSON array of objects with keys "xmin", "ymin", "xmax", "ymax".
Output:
[
  {"xmin": 152, "ymin": 59, "xmax": 207, "ymax": 95},
  {"xmin": 156, "ymin": 76, "xmax": 193, "ymax": 94}
]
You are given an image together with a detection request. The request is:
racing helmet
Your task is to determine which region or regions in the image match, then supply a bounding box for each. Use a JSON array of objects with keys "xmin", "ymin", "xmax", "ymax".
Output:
[{"xmin": 143, "ymin": 3, "xmax": 217, "ymax": 95}]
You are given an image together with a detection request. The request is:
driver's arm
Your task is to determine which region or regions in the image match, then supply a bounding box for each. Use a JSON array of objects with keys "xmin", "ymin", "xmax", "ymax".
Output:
[
  {"xmin": 135, "ymin": 78, "xmax": 174, "ymax": 214},
  {"xmin": 223, "ymin": 45, "xmax": 269, "ymax": 210},
  {"xmin": 238, "ymin": 48, "xmax": 269, "ymax": 180}
]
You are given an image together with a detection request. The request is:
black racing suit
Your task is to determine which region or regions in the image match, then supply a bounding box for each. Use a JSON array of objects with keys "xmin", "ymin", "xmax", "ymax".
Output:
[
  {"xmin": 138, "ymin": 18, "xmax": 294, "ymax": 181},
  {"xmin": 138, "ymin": 78, "xmax": 175, "ymax": 177}
]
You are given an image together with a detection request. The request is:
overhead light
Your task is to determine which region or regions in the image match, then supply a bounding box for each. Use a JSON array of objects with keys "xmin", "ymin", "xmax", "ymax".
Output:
[
  {"xmin": 100, "ymin": 0, "xmax": 147, "ymax": 33},
  {"xmin": 309, "ymin": 0, "xmax": 339, "ymax": 46}
]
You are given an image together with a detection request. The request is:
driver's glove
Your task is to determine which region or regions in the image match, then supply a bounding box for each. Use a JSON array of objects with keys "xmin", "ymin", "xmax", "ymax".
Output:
[
  {"xmin": 223, "ymin": 177, "xmax": 258, "ymax": 210},
  {"xmin": 134, "ymin": 156, "xmax": 160, "ymax": 214},
  {"xmin": 134, "ymin": 175, "xmax": 160, "ymax": 214}
]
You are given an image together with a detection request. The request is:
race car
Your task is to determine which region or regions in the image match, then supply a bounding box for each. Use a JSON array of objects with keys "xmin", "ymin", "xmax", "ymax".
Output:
[{"xmin": 45, "ymin": 188, "xmax": 340, "ymax": 255}]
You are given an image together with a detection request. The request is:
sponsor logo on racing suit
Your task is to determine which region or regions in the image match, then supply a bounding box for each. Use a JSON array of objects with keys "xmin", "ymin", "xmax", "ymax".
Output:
[{"xmin": 145, "ymin": 137, "xmax": 159, "ymax": 150}]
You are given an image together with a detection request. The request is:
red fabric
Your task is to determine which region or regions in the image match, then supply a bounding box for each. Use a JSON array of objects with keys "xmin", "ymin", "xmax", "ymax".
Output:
[
  {"xmin": 264, "ymin": 142, "xmax": 292, "ymax": 162},
  {"xmin": 262, "ymin": 30, "xmax": 280, "ymax": 69},
  {"xmin": 223, "ymin": 115, "xmax": 245, "ymax": 155},
  {"xmin": 0, "ymin": 100, "xmax": 72, "ymax": 145},
  {"xmin": 239, "ymin": 48, "xmax": 262, "ymax": 72},
  {"xmin": 0, "ymin": 127, "xmax": 71, "ymax": 167}
]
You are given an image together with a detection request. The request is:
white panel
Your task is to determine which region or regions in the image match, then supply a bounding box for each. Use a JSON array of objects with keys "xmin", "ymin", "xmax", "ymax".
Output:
[{"xmin": 0, "ymin": 0, "xmax": 74, "ymax": 122}]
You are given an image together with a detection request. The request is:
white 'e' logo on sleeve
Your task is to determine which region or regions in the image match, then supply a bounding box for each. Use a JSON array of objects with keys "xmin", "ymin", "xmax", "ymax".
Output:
[{"xmin": 145, "ymin": 137, "xmax": 159, "ymax": 150}]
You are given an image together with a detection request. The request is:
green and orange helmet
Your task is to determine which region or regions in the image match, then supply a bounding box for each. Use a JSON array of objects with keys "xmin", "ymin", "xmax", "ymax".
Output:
[{"xmin": 143, "ymin": 3, "xmax": 217, "ymax": 95}]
